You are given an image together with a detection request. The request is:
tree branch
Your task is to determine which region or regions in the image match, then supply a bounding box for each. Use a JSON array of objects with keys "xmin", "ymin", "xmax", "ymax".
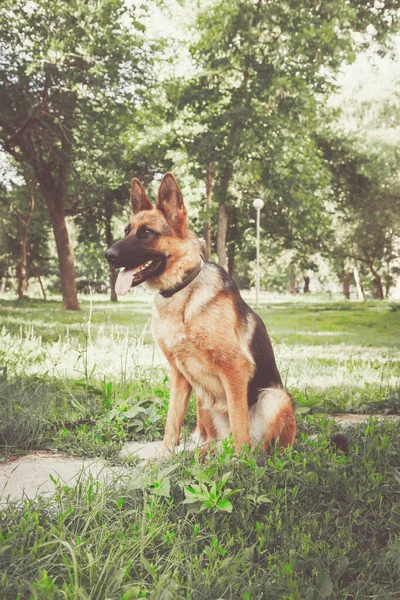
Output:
[{"xmin": 4, "ymin": 115, "xmax": 37, "ymax": 148}]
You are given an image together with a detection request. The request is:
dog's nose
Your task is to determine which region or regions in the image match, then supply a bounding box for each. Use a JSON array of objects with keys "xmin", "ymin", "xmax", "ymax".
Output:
[{"xmin": 105, "ymin": 246, "xmax": 119, "ymax": 266}]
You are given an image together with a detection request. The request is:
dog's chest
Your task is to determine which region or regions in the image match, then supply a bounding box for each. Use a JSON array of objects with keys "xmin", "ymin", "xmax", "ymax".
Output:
[
  {"xmin": 152, "ymin": 302, "xmax": 226, "ymax": 407},
  {"xmin": 153, "ymin": 307, "xmax": 207, "ymax": 365}
]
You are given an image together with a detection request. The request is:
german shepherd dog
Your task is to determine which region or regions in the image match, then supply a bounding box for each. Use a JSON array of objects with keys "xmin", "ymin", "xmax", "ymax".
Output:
[{"xmin": 105, "ymin": 174, "xmax": 296, "ymax": 456}]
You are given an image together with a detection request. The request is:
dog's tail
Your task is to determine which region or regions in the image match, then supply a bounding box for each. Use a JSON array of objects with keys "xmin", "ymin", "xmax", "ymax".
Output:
[
  {"xmin": 249, "ymin": 387, "xmax": 296, "ymax": 450},
  {"xmin": 250, "ymin": 390, "xmax": 349, "ymax": 455}
]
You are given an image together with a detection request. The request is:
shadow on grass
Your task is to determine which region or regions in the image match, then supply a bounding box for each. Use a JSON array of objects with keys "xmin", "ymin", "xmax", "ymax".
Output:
[{"xmin": 0, "ymin": 373, "xmax": 174, "ymax": 460}]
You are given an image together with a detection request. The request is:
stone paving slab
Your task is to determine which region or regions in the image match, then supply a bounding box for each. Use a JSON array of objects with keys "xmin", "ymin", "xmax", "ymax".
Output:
[
  {"xmin": 0, "ymin": 451, "xmax": 121, "ymax": 503},
  {"xmin": 120, "ymin": 437, "xmax": 201, "ymax": 459},
  {"xmin": 330, "ymin": 413, "xmax": 400, "ymax": 425}
]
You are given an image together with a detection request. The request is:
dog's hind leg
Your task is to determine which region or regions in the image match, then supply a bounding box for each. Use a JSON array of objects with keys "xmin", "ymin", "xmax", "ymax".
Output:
[
  {"xmin": 196, "ymin": 403, "xmax": 207, "ymax": 442},
  {"xmin": 196, "ymin": 401, "xmax": 232, "ymax": 455},
  {"xmin": 249, "ymin": 388, "xmax": 296, "ymax": 452},
  {"xmin": 196, "ymin": 399, "xmax": 217, "ymax": 444}
]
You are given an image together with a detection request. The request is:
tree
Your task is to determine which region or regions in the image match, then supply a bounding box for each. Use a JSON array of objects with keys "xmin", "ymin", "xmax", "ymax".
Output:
[
  {"xmin": 0, "ymin": 174, "xmax": 51, "ymax": 298},
  {"xmin": 72, "ymin": 92, "xmax": 174, "ymax": 301},
  {"xmin": 319, "ymin": 131, "xmax": 400, "ymax": 298},
  {"xmin": 323, "ymin": 50, "xmax": 400, "ymax": 298},
  {"xmin": 0, "ymin": 0, "xmax": 153, "ymax": 309},
  {"xmin": 176, "ymin": 0, "xmax": 399, "ymax": 270}
]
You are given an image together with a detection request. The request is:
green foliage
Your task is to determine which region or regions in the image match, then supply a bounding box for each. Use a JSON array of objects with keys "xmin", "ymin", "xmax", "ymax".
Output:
[
  {"xmin": 319, "ymin": 128, "xmax": 400, "ymax": 297},
  {"xmin": 0, "ymin": 0, "xmax": 156, "ymax": 307},
  {"xmin": 1, "ymin": 421, "xmax": 400, "ymax": 598},
  {"xmin": 0, "ymin": 371, "xmax": 169, "ymax": 459},
  {"xmin": 0, "ymin": 0, "xmax": 151, "ymax": 147},
  {"xmin": 183, "ymin": 467, "xmax": 237, "ymax": 513},
  {"xmin": 172, "ymin": 0, "xmax": 399, "ymax": 273},
  {"xmin": 0, "ymin": 0, "xmax": 399, "ymax": 298},
  {"xmin": 1, "ymin": 296, "xmax": 400, "ymax": 463}
]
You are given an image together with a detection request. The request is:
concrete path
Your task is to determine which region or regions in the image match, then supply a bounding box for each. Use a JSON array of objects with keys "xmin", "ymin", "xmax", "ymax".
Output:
[
  {"xmin": 120, "ymin": 437, "xmax": 201, "ymax": 460},
  {"xmin": 0, "ymin": 439, "xmax": 202, "ymax": 503},
  {"xmin": 1, "ymin": 414, "xmax": 399, "ymax": 503},
  {"xmin": 0, "ymin": 451, "xmax": 125, "ymax": 503},
  {"xmin": 330, "ymin": 413, "xmax": 400, "ymax": 425}
]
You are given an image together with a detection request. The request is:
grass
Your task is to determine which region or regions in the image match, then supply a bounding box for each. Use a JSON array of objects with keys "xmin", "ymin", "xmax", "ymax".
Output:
[
  {"xmin": 1, "ymin": 422, "xmax": 400, "ymax": 599},
  {"xmin": 0, "ymin": 292, "xmax": 400, "ymax": 598},
  {"xmin": 0, "ymin": 293, "xmax": 399, "ymax": 460},
  {"xmin": 0, "ymin": 293, "xmax": 399, "ymax": 459},
  {"xmin": 0, "ymin": 295, "xmax": 153, "ymax": 344}
]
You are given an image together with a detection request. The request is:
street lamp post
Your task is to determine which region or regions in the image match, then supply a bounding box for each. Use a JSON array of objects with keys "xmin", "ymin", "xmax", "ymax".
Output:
[{"xmin": 253, "ymin": 198, "xmax": 264, "ymax": 309}]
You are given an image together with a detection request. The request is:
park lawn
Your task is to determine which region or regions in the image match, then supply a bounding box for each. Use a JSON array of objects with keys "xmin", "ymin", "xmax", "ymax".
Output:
[
  {"xmin": 1, "ymin": 294, "xmax": 399, "ymax": 346},
  {"xmin": 259, "ymin": 300, "xmax": 400, "ymax": 348},
  {"xmin": 1, "ymin": 422, "xmax": 400, "ymax": 599},
  {"xmin": 1, "ymin": 294, "xmax": 400, "ymax": 598},
  {"xmin": 0, "ymin": 295, "xmax": 153, "ymax": 343},
  {"xmin": 0, "ymin": 294, "xmax": 399, "ymax": 459}
]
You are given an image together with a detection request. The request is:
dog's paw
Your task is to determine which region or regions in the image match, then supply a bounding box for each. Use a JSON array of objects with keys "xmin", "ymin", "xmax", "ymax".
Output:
[
  {"xmin": 190, "ymin": 429, "xmax": 204, "ymax": 447},
  {"xmin": 156, "ymin": 443, "xmax": 175, "ymax": 460}
]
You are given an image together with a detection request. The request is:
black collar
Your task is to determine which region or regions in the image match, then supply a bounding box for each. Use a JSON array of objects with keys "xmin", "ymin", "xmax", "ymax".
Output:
[{"xmin": 159, "ymin": 262, "xmax": 203, "ymax": 298}]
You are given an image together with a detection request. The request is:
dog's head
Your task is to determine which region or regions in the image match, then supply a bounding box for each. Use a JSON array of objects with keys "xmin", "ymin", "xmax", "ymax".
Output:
[{"xmin": 105, "ymin": 173, "xmax": 193, "ymax": 295}]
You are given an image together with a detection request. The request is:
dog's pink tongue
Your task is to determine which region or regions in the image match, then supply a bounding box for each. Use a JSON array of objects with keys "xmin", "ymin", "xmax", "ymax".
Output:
[{"xmin": 115, "ymin": 269, "xmax": 135, "ymax": 296}]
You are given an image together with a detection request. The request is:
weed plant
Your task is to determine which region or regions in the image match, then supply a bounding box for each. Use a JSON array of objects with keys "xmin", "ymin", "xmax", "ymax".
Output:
[
  {"xmin": 1, "ymin": 420, "xmax": 400, "ymax": 599},
  {"xmin": 1, "ymin": 296, "xmax": 400, "ymax": 597}
]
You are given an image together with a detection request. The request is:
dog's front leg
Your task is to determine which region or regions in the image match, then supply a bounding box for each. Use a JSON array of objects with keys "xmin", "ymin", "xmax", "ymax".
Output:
[
  {"xmin": 161, "ymin": 364, "xmax": 192, "ymax": 455},
  {"xmin": 219, "ymin": 363, "xmax": 251, "ymax": 454}
]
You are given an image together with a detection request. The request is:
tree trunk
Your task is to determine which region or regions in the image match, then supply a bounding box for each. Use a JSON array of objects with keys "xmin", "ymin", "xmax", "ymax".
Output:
[
  {"xmin": 16, "ymin": 236, "xmax": 27, "ymax": 299},
  {"xmin": 105, "ymin": 196, "xmax": 118, "ymax": 302},
  {"xmin": 217, "ymin": 203, "xmax": 228, "ymax": 271},
  {"xmin": 203, "ymin": 165, "xmax": 215, "ymax": 261},
  {"xmin": 369, "ymin": 262, "xmax": 384, "ymax": 299},
  {"xmin": 342, "ymin": 269, "xmax": 351, "ymax": 299},
  {"xmin": 304, "ymin": 276, "xmax": 310, "ymax": 293},
  {"xmin": 216, "ymin": 168, "xmax": 231, "ymax": 271},
  {"xmin": 353, "ymin": 266, "xmax": 366, "ymax": 301},
  {"xmin": 13, "ymin": 126, "xmax": 80, "ymax": 310},
  {"xmin": 289, "ymin": 263, "xmax": 297, "ymax": 294},
  {"xmin": 31, "ymin": 261, "xmax": 47, "ymax": 300},
  {"xmin": 51, "ymin": 209, "xmax": 79, "ymax": 310},
  {"xmin": 1, "ymin": 257, "xmax": 10, "ymax": 293},
  {"xmin": 38, "ymin": 274, "xmax": 46, "ymax": 300},
  {"xmin": 16, "ymin": 187, "xmax": 34, "ymax": 300},
  {"xmin": 228, "ymin": 254, "xmax": 235, "ymax": 279}
]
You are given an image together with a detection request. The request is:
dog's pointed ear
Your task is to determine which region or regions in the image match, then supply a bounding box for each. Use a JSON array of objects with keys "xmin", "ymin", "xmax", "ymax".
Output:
[
  {"xmin": 130, "ymin": 178, "xmax": 153, "ymax": 214},
  {"xmin": 156, "ymin": 173, "xmax": 187, "ymax": 233}
]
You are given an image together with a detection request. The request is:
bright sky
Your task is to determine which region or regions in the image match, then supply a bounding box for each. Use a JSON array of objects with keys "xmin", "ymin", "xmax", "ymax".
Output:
[{"xmin": 334, "ymin": 36, "xmax": 400, "ymax": 104}]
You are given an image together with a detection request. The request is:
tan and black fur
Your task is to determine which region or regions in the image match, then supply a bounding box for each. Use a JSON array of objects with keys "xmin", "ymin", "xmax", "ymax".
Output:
[{"xmin": 105, "ymin": 173, "xmax": 296, "ymax": 455}]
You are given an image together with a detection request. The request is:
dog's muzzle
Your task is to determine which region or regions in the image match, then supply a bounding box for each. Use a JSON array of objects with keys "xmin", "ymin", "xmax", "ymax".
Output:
[{"xmin": 104, "ymin": 246, "xmax": 120, "ymax": 268}]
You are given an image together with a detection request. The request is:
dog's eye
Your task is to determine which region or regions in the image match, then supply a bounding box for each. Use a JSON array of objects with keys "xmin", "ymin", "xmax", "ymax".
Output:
[
  {"xmin": 138, "ymin": 226, "xmax": 155, "ymax": 239},
  {"xmin": 124, "ymin": 225, "xmax": 131, "ymax": 236}
]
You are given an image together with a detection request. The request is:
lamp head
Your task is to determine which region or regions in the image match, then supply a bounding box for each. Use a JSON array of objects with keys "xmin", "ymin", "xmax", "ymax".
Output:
[{"xmin": 253, "ymin": 198, "xmax": 264, "ymax": 210}]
